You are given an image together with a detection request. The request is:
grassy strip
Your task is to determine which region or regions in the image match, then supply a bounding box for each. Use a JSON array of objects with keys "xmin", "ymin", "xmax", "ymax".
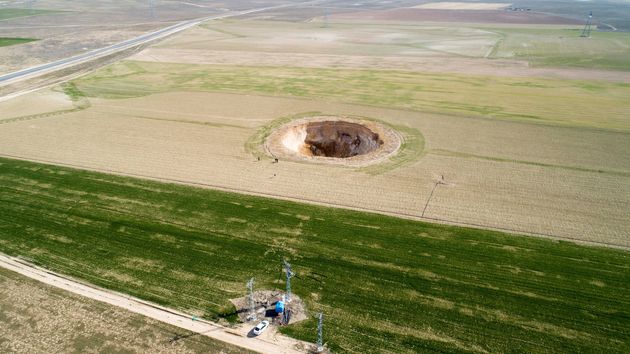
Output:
[
  {"xmin": 72, "ymin": 61, "xmax": 630, "ymax": 132},
  {"xmin": 0, "ymin": 8, "xmax": 61, "ymax": 21},
  {"xmin": 0, "ymin": 37, "xmax": 37, "ymax": 47},
  {"xmin": 0, "ymin": 157, "xmax": 629, "ymax": 353}
]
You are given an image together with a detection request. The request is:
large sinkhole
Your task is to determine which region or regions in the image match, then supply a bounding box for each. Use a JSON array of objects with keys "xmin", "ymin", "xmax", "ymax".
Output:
[
  {"xmin": 302, "ymin": 121, "xmax": 383, "ymax": 158},
  {"xmin": 265, "ymin": 116, "xmax": 401, "ymax": 166}
]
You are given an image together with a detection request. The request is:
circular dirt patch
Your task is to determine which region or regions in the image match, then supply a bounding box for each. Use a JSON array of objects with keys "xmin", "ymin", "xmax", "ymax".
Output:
[
  {"xmin": 265, "ymin": 116, "xmax": 401, "ymax": 166},
  {"xmin": 304, "ymin": 121, "xmax": 382, "ymax": 158}
]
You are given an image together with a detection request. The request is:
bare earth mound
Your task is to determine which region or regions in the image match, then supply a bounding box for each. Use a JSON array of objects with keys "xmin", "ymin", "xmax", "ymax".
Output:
[
  {"xmin": 266, "ymin": 116, "xmax": 401, "ymax": 167},
  {"xmin": 230, "ymin": 290, "xmax": 308, "ymax": 325}
]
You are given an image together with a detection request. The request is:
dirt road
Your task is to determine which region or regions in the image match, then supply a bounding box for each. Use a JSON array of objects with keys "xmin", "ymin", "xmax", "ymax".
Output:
[{"xmin": 0, "ymin": 253, "xmax": 311, "ymax": 354}]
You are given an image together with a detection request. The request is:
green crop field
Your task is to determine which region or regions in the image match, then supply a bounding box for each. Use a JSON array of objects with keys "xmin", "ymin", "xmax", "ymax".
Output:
[
  {"xmin": 0, "ymin": 8, "xmax": 60, "ymax": 20},
  {"xmin": 0, "ymin": 37, "xmax": 37, "ymax": 48},
  {"xmin": 72, "ymin": 61, "xmax": 630, "ymax": 132},
  {"xmin": 487, "ymin": 28, "xmax": 630, "ymax": 71},
  {"xmin": 0, "ymin": 157, "xmax": 629, "ymax": 353}
]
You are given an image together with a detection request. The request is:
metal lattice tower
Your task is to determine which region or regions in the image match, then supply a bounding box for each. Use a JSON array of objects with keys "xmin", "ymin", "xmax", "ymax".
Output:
[
  {"xmin": 283, "ymin": 260, "xmax": 294, "ymax": 302},
  {"xmin": 246, "ymin": 277, "xmax": 256, "ymax": 321},
  {"xmin": 316, "ymin": 312, "xmax": 324, "ymax": 352},
  {"xmin": 581, "ymin": 11, "xmax": 593, "ymax": 38}
]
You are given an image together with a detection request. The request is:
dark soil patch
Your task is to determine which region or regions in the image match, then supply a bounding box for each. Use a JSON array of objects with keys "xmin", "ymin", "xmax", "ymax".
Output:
[{"xmin": 304, "ymin": 121, "xmax": 383, "ymax": 158}]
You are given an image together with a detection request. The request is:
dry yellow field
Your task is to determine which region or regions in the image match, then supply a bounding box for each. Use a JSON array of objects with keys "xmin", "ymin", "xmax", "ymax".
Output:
[
  {"xmin": 0, "ymin": 267, "xmax": 251, "ymax": 353},
  {"xmin": 0, "ymin": 90, "xmax": 628, "ymax": 247},
  {"xmin": 1, "ymin": 19, "xmax": 629, "ymax": 248},
  {"xmin": 0, "ymin": 88, "xmax": 74, "ymax": 119}
]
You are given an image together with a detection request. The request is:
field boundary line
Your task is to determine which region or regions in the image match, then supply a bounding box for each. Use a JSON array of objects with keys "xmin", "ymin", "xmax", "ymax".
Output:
[
  {"xmin": 0, "ymin": 253, "xmax": 311, "ymax": 354},
  {"xmin": 0, "ymin": 153, "xmax": 627, "ymax": 251}
]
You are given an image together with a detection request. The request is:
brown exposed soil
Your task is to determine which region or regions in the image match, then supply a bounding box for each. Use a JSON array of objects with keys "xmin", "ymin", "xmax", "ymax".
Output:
[
  {"xmin": 229, "ymin": 290, "xmax": 308, "ymax": 325},
  {"xmin": 304, "ymin": 121, "xmax": 383, "ymax": 158},
  {"xmin": 265, "ymin": 115, "xmax": 401, "ymax": 167}
]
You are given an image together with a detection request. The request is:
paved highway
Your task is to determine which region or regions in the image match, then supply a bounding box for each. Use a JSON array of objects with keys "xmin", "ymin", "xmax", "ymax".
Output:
[{"xmin": 0, "ymin": 2, "xmax": 315, "ymax": 86}]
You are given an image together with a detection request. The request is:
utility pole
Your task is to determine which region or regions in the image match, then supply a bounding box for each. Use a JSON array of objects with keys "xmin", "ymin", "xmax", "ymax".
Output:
[
  {"xmin": 283, "ymin": 260, "xmax": 294, "ymax": 302},
  {"xmin": 581, "ymin": 11, "xmax": 593, "ymax": 38},
  {"xmin": 246, "ymin": 277, "xmax": 256, "ymax": 321},
  {"xmin": 316, "ymin": 312, "xmax": 324, "ymax": 352}
]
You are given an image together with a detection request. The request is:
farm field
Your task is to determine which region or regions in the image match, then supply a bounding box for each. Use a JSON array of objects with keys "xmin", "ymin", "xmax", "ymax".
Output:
[
  {"xmin": 0, "ymin": 37, "xmax": 37, "ymax": 48},
  {"xmin": 0, "ymin": 268, "xmax": 249, "ymax": 354},
  {"xmin": 488, "ymin": 28, "xmax": 630, "ymax": 71},
  {"xmin": 0, "ymin": 157, "xmax": 629, "ymax": 353},
  {"xmin": 0, "ymin": 0, "xmax": 282, "ymax": 74},
  {"xmin": 1, "ymin": 57, "xmax": 629, "ymax": 246},
  {"xmin": 413, "ymin": 2, "xmax": 510, "ymax": 11},
  {"xmin": 328, "ymin": 8, "xmax": 582, "ymax": 26},
  {"xmin": 0, "ymin": 8, "xmax": 59, "ymax": 20},
  {"xmin": 1, "ymin": 5, "xmax": 630, "ymax": 353},
  {"xmin": 71, "ymin": 61, "xmax": 630, "ymax": 131},
  {"xmin": 0, "ymin": 266, "xmax": 252, "ymax": 353},
  {"xmin": 154, "ymin": 20, "xmax": 630, "ymax": 73}
]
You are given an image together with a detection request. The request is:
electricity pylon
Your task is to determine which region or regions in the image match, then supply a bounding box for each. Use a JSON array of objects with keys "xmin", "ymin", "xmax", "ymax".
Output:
[
  {"xmin": 283, "ymin": 260, "xmax": 295, "ymax": 302},
  {"xmin": 246, "ymin": 277, "xmax": 256, "ymax": 321},
  {"xmin": 581, "ymin": 11, "xmax": 593, "ymax": 38},
  {"xmin": 316, "ymin": 312, "xmax": 324, "ymax": 352}
]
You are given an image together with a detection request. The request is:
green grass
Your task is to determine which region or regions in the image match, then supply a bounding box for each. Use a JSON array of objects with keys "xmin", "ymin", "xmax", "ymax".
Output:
[
  {"xmin": 0, "ymin": 8, "xmax": 61, "ymax": 20},
  {"xmin": 487, "ymin": 28, "xmax": 630, "ymax": 71},
  {"xmin": 60, "ymin": 82, "xmax": 86, "ymax": 101},
  {"xmin": 0, "ymin": 157, "xmax": 629, "ymax": 353},
  {"xmin": 71, "ymin": 61, "xmax": 630, "ymax": 132},
  {"xmin": 0, "ymin": 37, "xmax": 37, "ymax": 47}
]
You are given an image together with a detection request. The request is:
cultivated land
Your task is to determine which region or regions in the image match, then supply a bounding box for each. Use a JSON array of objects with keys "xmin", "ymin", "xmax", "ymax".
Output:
[
  {"xmin": 0, "ymin": 0, "xmax": 289, "ymax": 74},
  {"xmin": 0, "ymin": 266, "xmax": 252, "ymax": 353},
  {"xmin": 0, "ymin": 8, "xmax": 60, "ymax": 21},
  {"xmin": 0, "ymin": 157, "xmax": 629, "ymax": 353},
  {"xmin": 413, "ymin": 3, "xmax": 510, "ymax": 11},
  {"xmin": 1, "ymin": 3, "xmax": 630, "ymax": 352},
  {"xmin": 0, "ymin": 37, "xmax": 37, "ymax": 48},
  {"xmin": 487, "ymin": 28, "xmax": 630, "ymax": 71},
  {"xmin": 0, "ymin": 58, "xmax": 628, "ymax": 246}
]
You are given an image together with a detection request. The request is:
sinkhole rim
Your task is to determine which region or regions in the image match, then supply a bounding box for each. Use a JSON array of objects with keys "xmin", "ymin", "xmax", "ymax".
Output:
[{"xmin": 264, "ymin": 116, "xmax": 402, "ymax": 167}]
